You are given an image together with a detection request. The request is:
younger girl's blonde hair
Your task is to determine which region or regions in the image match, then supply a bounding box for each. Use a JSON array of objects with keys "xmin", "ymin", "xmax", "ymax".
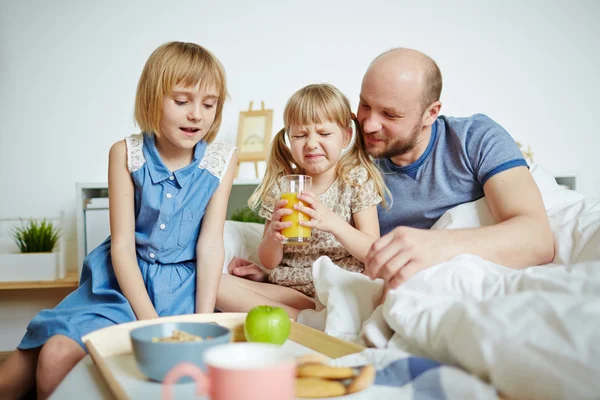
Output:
[
  {"xmin": 248, "ymin": 83, "xmax": 389, "ymax": 210},
  {"xmin": 134, "ymin": 41, "xmax": 228, "ymax": 143}
]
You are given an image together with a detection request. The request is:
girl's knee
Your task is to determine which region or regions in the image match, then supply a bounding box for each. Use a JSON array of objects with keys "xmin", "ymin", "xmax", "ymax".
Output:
[
  {"xmin": 38, "ymin": 335, "xmax": 85, "ymax": 373},
  {"xmin": 216, "ymin": 274, "xmax": 234, "ymax": 301},
  {"xmin": 218, "ymin": 273, "xmax": 230, "ymax": 289},
  {"xmin": 218, "ymin": 273, "xmax": 239, "ymax": 290},
  {"xmin": 37, "ymin": 336, "xmax": 86, "ymax": 397}
]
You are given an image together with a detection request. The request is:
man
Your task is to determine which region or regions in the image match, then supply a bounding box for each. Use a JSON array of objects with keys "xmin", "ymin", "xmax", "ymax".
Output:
[
  {"xmin": 359, "ymin": 48, "xmax": 554, "ymax": 288},
  {"xmin": 228, "ymin": 48, "xmax": 554, "ymax": 291}
]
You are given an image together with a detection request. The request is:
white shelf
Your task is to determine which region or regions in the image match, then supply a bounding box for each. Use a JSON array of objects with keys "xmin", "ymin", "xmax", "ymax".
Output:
[
  {"xmin": 553, "ymin": 172, "xmax": 579, "ymax": 191},
  {"xmin": 233, "ymin": 178, "xmax": 262, "ymax": 186},
  {"xmin": 0, "ymin": 213, "xmax": 67, "ymax": 282},
  {"xmin": 75, "ymin": 180, "xmax": 262, "ymax": 275},
  {"xmin": 0, "ymin": 270, "xmax": 78, "ymax": 291},
  {"xmin": 76, "ymin": 183, "xmax": 109, "ymax": 277}
]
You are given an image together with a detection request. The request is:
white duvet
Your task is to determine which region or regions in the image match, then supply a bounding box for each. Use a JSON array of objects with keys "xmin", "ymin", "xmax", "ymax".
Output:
[{"xmin": 309, "ymin": 165, "xmax": 600, "ymax": 400}]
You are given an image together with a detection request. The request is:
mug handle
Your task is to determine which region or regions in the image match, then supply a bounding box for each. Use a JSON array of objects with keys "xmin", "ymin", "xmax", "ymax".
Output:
[{"xmin": 161, "ymin": 362, "xmax": 209, "ymax": 400}]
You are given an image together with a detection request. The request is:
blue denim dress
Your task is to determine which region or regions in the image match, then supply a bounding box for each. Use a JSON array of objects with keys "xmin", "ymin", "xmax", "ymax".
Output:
[{"xmin": 18, "ymin": 133, "xmax": 236, "ymax": 350}]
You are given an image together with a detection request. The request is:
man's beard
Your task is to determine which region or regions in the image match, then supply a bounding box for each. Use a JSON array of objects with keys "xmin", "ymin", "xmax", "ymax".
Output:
[{"xmin": 366, "ymin": 122, "xmax": 422, "ymax": 159}]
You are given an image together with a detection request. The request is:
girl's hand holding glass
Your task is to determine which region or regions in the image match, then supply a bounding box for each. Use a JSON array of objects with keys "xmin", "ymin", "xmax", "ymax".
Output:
[
  {"xmin": 295, "ymin": 191, "xmax": 341, "ymax": 234},
  {"xmin": 267, "ymin": 199, "xmax": 294, "ymax": 242}
]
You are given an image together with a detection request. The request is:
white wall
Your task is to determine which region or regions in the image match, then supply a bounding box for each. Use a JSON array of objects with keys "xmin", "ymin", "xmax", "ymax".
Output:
[{"xmin": 0, "ymin": 0, "xmax": 598, "ymax": 350}]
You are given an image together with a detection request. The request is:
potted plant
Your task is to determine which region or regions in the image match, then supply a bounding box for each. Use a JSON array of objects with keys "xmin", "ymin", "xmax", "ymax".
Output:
[
  {"xmin": 0, "ymin": 217, "xmax": 64, "ymax": 282},
  {"xmin": 230, "ymin": 206, "xmax": 266, "ymax": 224}
]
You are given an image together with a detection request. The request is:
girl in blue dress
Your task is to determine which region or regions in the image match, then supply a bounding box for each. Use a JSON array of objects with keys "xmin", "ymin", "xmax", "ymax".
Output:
[{"xmin": 0, "ymin": 41, "xmax": 237, "ymax": 399}]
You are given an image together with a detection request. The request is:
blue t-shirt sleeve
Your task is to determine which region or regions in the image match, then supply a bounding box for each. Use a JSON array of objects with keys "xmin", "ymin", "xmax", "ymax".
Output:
[{"xmin": 465, "ymin": 114, "xmax": 528, "ymax": 185}]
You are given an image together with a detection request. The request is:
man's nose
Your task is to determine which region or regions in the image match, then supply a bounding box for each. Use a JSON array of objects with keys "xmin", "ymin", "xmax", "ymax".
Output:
[{"xmin": 362, "ymin": 115, "xmax": 382, "ymax": 134}]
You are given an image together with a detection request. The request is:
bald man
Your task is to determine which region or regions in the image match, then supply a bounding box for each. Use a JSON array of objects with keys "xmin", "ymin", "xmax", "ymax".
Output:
[{"xmin": 359, "ymin": 48, "xmax": 554, "ymax": 288}]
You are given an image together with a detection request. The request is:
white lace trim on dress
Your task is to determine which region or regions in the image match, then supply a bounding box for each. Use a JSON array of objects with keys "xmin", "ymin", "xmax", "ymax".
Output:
[
  {"xmin": 125, "ymin": 133, "xmax": 146, "ymax": 173},
  {"xmin": 199, "ymin": 140, "xmax": 236, "ymax": 182}
]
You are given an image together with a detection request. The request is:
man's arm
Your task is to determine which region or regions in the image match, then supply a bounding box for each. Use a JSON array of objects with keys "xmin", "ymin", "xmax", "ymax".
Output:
[
  {"xmin": 466, "ymin": 165, "xmax": 555, "ymax": 267},
  {"xmin": 365, "ymin": 166, "xmax": 555, "ymax": 287}
]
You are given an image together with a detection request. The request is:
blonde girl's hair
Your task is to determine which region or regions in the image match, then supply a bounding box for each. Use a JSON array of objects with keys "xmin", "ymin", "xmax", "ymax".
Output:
[
  {"xmin": 134, "ymin": 41, "xmax": 228, "ymax": 143},
  {"xmin": 248, "ymin": 83, "xmax": 390, "ymax": 210}
]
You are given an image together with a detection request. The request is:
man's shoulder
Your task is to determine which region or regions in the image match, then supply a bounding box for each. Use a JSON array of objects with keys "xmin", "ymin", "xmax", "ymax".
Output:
[
  {"xmin": 439, "ymin": 113, "xmax": 511, "ymax": 154},
  {"xmin": 374, "ymin": 157, "xmax": 393, "ymax": 173},
  {"xmin": 439, "ymin": 113, "xmax": 500, "ymax": 137}
]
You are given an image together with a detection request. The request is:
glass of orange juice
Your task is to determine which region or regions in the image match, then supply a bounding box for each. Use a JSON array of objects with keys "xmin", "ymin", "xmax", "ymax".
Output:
[{"xmin": 280, "ymin": 175, "xmax": 312, "ymax": 245}]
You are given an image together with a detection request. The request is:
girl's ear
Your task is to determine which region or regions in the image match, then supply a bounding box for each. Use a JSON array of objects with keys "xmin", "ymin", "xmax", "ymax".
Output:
[{"xmin": 342, "ymin": 127, "xmax": 352, "ymax": 149}]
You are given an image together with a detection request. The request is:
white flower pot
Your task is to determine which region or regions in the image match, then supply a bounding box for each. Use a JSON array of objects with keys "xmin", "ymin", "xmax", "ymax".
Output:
[{"xmin": 0, "ymin": 252, "xmax": 63, "ymax": 282}]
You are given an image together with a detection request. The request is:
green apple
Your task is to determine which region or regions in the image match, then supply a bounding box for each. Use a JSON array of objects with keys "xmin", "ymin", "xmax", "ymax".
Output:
[{"xmin": 244, "ymin": 305, "xmax": 291, "ymax": 345}]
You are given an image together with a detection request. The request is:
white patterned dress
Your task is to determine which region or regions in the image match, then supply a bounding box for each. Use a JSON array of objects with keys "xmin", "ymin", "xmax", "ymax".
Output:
[{"xmin": 259, "ymin": 165, "xmax": 382, "ymax": 297}]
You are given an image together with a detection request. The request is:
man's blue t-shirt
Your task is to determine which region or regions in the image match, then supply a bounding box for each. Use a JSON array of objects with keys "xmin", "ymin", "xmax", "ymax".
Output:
[{"xmin": 376, "ymin": 114, "xmax": 527, "ymax": 234}]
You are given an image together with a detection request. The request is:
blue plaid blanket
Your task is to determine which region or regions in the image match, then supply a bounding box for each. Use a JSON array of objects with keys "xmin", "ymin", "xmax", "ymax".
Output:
[{"xmin": 331, "ymin": 348, "xmax": 497, "ymax": 399}]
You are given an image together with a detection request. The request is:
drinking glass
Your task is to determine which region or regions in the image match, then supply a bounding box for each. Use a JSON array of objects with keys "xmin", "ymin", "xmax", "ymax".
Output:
[{"xmin": 279, "ymin": 175, "xmax": 312, "ymax": 245}]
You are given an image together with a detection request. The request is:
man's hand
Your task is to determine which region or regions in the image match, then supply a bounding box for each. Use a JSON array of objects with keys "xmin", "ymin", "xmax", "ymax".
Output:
[
  {"xmin": 296, "ymin": 191, "xmax": 343, "ymax": 234},
  {"xmin": 364, "ymin": 227, "xmax": 455, "ymax": 288},
  {"xmin": 227, "ymin": 256, "xmax": 268, "ymax": 282}
]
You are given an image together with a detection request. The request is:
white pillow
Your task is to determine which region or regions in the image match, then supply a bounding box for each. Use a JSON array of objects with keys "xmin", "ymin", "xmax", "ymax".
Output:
[
  {"xmin": 222, "ymin": 221, "xmax": 265, "ymax": 273},
  {"xmin": 431, "ymin": 163, "xmax": 586, "ymax": 231},
  {"xmin": 530, "ymin": 163, "xmax": 585, "ymax": 212},
  {"xmin": 312, "ymin": 256, "xmax": 384, "ymax": 344}
]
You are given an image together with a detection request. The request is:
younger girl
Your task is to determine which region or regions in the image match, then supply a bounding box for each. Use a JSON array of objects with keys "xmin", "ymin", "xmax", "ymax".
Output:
[
  {"xmin": 216, "ymin": 83, "xmax": 388, "ymax": 320},
  {"xmin": 0, "ymin": 42, "xmax": 237, "ymax": 399}
]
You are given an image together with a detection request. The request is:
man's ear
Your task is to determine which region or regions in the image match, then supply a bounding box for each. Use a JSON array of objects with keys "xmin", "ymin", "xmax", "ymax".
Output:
[{"xmin": 422, "ymin": 101, "xmax": 442, "ymax": 126}]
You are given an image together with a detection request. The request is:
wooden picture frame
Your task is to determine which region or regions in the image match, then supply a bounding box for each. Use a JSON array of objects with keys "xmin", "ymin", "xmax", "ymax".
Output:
[{"xmin": 236, "ymin": 101, "xmax": 273, "ymax": 177}]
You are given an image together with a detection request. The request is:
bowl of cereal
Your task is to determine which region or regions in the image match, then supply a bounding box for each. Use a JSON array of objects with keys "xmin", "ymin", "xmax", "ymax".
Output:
[{"xmin": 130, "ymin": 322, "xmax": 231, "ymax": 382}]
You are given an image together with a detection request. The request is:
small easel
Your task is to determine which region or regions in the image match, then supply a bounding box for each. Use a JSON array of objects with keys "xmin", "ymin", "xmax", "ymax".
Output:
[
  {"xmin": 516, "ymin": 141, "xmax": 534, "ymax": 163},
  {"xmin": 235, "ymin": 101, "xmax": 273, "ymax": 179}
]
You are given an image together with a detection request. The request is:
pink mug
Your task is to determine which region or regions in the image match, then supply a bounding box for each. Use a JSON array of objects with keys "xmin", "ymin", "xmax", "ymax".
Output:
[{"xmin": 162, "ymin": 342, "xmax": 296, "ymax": 400}]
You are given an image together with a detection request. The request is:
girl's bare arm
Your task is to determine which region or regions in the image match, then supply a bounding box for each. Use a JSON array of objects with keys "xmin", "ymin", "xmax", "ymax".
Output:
[
  {"xmin": 329, "ymin": 205, "xmax": 380, "ymax": 263},
  {"xmin": 258, "ymin": 221, "xmax": 284, "ymax": 269},
  {"xmin": 296, "ymin": 191, "xmax": 380, "ymax": 263},
  {"xmin": 108, "ymin": 140, "xmax": 158, "ymax": 320},
  {"xmin": 195, "ymin": 152, "xmax": 237, "ymax": 313},
  {"xmin": 257, "ymin": 200, "xmax": 292, "ymax": 269}
]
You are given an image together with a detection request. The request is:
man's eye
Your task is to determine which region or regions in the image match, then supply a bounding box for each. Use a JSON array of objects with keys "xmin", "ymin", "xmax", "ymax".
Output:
[
  {"xmin": 175, "ymin": 100, "xmax": 187, "ymax": 106},
  {"xmin": 384, "ymin": 112, "xmax": 399, "ymax": 118}
]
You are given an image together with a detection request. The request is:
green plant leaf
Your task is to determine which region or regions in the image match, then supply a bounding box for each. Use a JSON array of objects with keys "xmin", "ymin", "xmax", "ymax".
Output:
[
  {"xmin": 229, "ymin": 206, "xmax": 266, "ymax": 224},
  {"xmin": 11, "ymin": 218, "xmax": 61, "ymax": 253}
]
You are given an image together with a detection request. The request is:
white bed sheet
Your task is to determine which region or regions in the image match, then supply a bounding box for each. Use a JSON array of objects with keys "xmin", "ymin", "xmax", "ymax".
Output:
[{"xmin": 310, "ymin": 165, "xmax": 600, "ymax": 400}]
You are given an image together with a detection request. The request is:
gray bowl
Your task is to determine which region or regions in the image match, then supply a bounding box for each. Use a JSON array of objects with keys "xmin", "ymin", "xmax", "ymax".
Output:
[{"xmin": 130, "ymin": 322, "xmax": 231, "ymax": 382}]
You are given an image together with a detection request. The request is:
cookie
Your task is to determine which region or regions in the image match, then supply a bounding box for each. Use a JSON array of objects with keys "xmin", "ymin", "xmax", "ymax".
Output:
[
  {"xmin": 346, "ymin": 364, "xmax": 375, "ymax": 394},
  {"xmin": 297, "ymin": 364, "xmax": 356, "ymax": 380},
  {"xmin": 296, "ymin": 377, "xmax": 346, "ymax": 398},
  {"xmin": 295, "ymin": 354, "xmax": 330, "ymax": 366}
]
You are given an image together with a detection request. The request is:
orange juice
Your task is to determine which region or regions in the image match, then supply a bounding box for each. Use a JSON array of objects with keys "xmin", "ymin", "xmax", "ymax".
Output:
[{"xmin": 280, "ymin": 192, "xmax": 311, "ymax": 244}]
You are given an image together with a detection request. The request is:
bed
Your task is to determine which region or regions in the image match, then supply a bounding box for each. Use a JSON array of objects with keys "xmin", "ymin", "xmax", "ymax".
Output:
[{"xmin": 223, "ymin": 164, "xmax": 600, "ymax": 400}]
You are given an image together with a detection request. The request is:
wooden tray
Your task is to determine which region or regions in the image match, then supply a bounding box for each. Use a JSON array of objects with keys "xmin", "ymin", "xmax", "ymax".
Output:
[{"xmin": 83, "ymin": 313, "xmax": 365, "ymax": 400}]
